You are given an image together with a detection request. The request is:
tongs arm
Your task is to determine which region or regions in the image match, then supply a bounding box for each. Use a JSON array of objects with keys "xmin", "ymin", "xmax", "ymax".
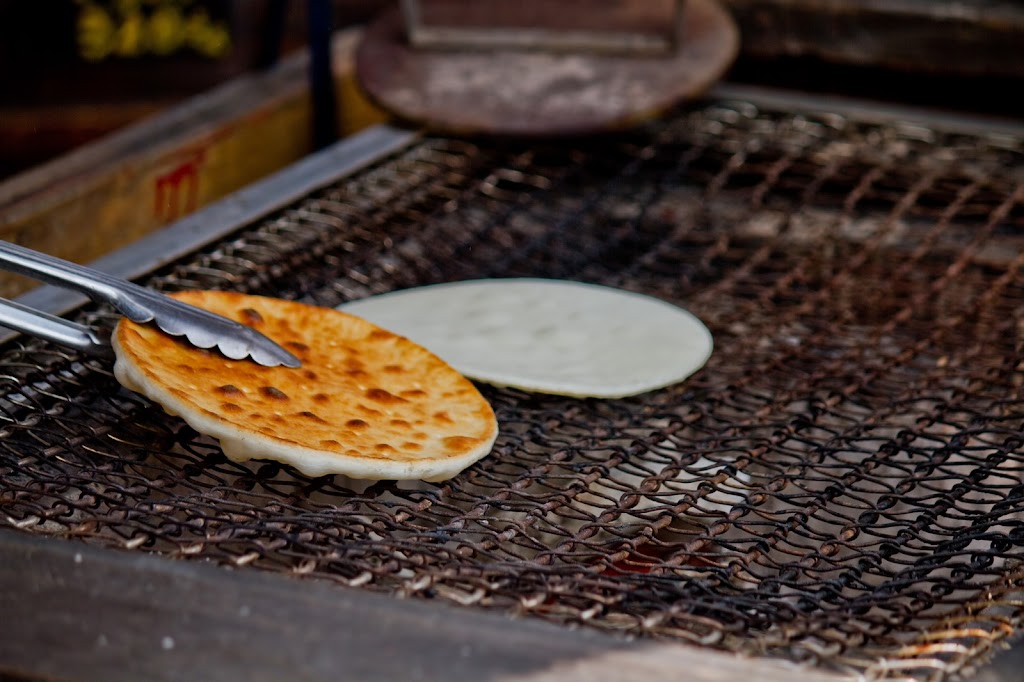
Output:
[
  {"xmin": 0, "ymin": 241, "xmax": 300, "ymax": 368},
  {"xmin": 0, "ymin": 296, "xmax": 113, "ymax": 360},
  {"xmin": 0, "ymin": 240, "xmax": 160, "ymax": 322}
]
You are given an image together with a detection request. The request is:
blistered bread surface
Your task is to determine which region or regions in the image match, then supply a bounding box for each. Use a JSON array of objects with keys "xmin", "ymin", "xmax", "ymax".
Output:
[{"xmin": 112, "ymin": 290, "xmax": 498, "ymax": 481}]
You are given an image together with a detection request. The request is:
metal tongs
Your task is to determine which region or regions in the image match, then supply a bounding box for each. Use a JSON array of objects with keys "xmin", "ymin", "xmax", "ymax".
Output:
[{"xmin": 0, "ymin": 241, "xmax": 301, "ymax": 368}]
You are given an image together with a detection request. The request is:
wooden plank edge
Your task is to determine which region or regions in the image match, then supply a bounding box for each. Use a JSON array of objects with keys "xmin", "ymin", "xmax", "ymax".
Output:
[
  {"xmin": 0, "ymin": 28, "xmax": 388, "ymax": 299},
  {"xmin": 0, "ymin": 28, "xmax": 371, "ymax": 215}
]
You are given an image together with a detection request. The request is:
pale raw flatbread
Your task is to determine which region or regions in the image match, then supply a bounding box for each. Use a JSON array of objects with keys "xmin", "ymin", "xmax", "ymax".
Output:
[
  {"xmin": 339, "ymin": 279, "xmax": 712, "ymax": 398},
  {"xmin": 112, "ymin": 290, "xmax": 498, "ymax": 481}
]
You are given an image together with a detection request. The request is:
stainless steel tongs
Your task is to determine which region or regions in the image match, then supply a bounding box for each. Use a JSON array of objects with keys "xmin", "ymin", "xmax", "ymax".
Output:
[{"xmin": 0, "ymin": 241, "xmax": 301, "ymax": 368}]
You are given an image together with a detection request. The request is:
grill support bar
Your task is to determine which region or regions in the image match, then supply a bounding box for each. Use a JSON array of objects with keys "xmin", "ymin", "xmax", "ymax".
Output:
[{"xmin": 0, "ymin": 529, "xmax": 850, "ymax": 682}]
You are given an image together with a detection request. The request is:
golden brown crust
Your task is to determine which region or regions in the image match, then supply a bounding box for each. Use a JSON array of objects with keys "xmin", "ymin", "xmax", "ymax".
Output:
[{"xmin": 112, "ymin": 290, "xmax": 498, "ymax": 480}]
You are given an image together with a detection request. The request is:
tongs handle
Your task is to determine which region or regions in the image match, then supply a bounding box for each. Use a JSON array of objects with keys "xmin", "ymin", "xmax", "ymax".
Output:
[{"xmin": 0, "ymin": 241, "xmax": 301, "ymax": 368}]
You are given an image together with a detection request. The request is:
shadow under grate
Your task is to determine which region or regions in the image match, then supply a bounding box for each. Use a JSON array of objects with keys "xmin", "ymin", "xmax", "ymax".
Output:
[{"xmin": 3, "ymin": 97, "xmax": 1024, "ymax": 681}]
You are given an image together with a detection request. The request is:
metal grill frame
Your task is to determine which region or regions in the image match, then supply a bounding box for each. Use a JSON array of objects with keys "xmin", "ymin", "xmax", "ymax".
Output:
[{"xmin": 5, "ymin": 85, "xmax": 1024, "ymax": 682}]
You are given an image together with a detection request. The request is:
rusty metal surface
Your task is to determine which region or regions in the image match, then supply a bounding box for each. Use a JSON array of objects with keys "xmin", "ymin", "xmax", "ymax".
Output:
[
  {"xmin": 355, "ymin": 0, "xmax": 738, "ymax": 136},
  {"xmin": 726, "ymin": 0, "xmax": 1024, "ymax": 77},
  {"xmin": 402, "ymin": 0, "xmax": 682, "ymax": 55},
  {"xmin": 3, "ymin": 94, "xmax": 1024, "ymax": 681}
]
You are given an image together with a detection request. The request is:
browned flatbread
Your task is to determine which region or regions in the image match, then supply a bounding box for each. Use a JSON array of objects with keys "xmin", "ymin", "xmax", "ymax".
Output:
[{"xmin": 111, "ymin": 290, "xmax": 498, "ymax": 481}]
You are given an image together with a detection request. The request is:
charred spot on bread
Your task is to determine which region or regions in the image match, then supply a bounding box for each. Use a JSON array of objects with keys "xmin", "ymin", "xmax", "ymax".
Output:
[
  {"xmin": 240, "ymin": 308, "xmax": 264, "ymax": 325},
  {"xmin": 260, "ymin": 386, "xmax": 289, "ymax": 401}
]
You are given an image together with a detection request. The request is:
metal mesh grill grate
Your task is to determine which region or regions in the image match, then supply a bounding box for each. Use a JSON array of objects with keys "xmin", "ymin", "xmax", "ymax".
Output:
[{"xmin": 4, "ymin": 97, "xmax": 1024, "ymax": 681}]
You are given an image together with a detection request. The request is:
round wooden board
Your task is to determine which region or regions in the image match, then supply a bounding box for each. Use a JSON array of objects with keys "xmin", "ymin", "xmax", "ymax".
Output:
[{"xmin": 355, "ymin": 0, "xmax": 739, "ymax": 137}]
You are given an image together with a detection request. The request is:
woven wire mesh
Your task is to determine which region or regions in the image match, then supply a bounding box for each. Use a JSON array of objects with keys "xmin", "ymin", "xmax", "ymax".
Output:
[{"xmin": 4, "ymin": 98, "xmax": 1024, "ymax": 681}]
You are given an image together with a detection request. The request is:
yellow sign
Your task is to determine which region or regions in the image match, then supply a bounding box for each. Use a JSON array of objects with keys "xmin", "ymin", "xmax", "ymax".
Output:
[{"xmin": 76, "ymin": 0, "xmax": 232, "ymax": 61}]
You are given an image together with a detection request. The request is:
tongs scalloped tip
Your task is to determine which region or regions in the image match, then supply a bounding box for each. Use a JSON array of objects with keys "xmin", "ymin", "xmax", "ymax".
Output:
[
  {"xmin": 155, "ymin": 318, "xmax": 302, "ymax": 369},
  {"xmin": 0, "ymin": 240, "xmax": 302, "ymax": 369}
]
